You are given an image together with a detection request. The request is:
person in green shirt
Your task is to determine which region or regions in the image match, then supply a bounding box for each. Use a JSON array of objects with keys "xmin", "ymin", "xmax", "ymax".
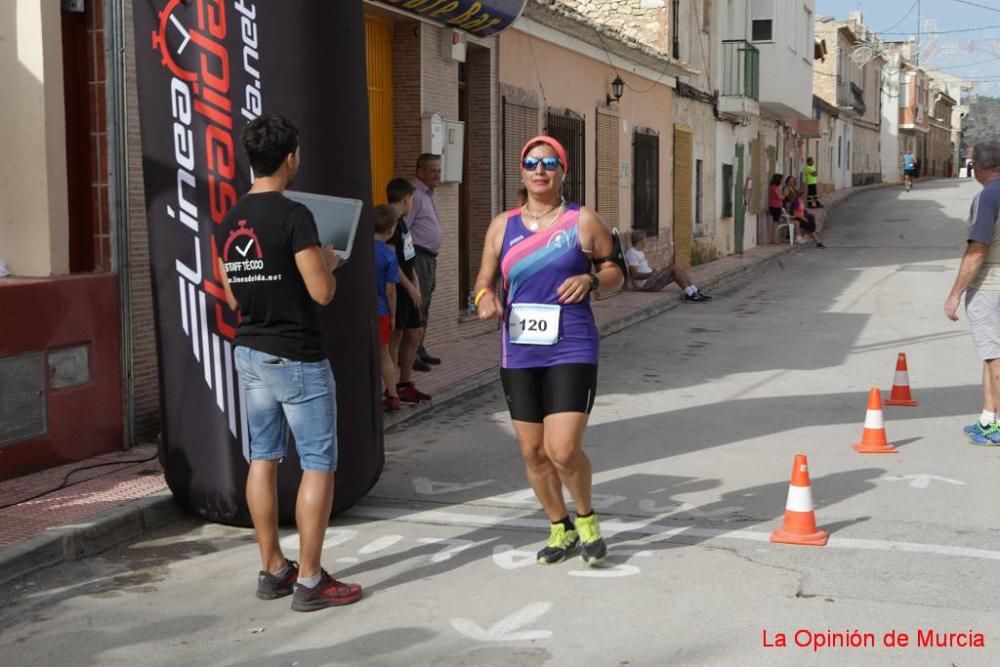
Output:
[{"xmin": 804, "ymin": 157, "xmax": 823, "ymax": 209}]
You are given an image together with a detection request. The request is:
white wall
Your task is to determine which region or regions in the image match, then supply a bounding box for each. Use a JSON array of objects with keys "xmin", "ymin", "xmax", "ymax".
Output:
[
  {"xmin": 880, "ymin": 67, "xmax": 902, "ymax": 183},
  {"xmin": 0, "ymin": 0, "xmax": 70, "ymax": 276},
  {"xmin": 834, "ymin": 117, "xmax": 853, "ymax": 189},
  {"xmin": 755, "ymin": 0, "xmax": 816, "ymax": 120}
]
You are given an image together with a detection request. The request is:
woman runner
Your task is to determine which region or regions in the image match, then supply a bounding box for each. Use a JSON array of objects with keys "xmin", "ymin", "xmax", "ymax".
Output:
[{"xmin": 473, "ymin": 136, "xmax": 624, "ymax": 566}]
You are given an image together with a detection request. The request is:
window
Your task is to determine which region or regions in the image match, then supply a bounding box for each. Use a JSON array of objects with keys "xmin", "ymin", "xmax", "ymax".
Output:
[
  {"xmin": 672, "ymin": 0, "xmax": 681, "ymax": 59},
  {"xmin": 722, "ymin": 163, "xmax": 734, "ymax": 217},
  {"xmin": 695, "ymin": 159, "xmax": 704, "ymax": 229},
  {"xmin": 547, "ymin": 110, "xmax": 586, "ymax": 205},
  {"xmin": 751, "ymin": 0, "xmax": 774, "ymax": 41},
  {"xmin": 838, "ymin": 136, "xmax": 842, "ymax": 168},
  {"xmin": 847, "ymin": 140, "xmax": 851, "ymax": 170}
]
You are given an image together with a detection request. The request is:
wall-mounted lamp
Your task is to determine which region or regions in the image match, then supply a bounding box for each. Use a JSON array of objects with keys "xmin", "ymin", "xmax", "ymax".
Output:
[{"xmin": 607, "ymin": 75, "xmax": 624, "ymax": 105}]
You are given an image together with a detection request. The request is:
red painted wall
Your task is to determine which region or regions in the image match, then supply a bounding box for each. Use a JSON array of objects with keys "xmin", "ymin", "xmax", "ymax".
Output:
[{"xmin": 0, "ymin": 274, "xmax": 123, "ymax": 479}]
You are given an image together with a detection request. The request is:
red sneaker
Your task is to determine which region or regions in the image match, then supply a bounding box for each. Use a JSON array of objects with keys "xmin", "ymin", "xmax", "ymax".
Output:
[
  {"xmin": 382, "ymin": 395, "xmax": 401, "ymax": 412},
  {"xmin": 291, "ymin": 570, "xmax": 363, "ymax": 611},
  {"xmin": 398, "ymin": 384, "xmax": 432, "ymax": 404}
]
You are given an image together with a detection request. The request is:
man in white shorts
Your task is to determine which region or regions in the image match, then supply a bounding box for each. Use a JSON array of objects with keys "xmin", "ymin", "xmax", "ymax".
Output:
[{"xmin": 944, "ymin": 140, "xmax": 1000, "ymax": 444}]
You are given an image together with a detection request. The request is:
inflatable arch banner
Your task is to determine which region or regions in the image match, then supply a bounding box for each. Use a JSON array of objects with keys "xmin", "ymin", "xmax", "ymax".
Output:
[{"xmin": 133, "ymin": 1, "xmax": 381, "ymax": 525}]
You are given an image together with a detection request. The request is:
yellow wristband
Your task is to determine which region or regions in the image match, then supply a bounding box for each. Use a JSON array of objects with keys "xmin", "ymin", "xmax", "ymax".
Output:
[{"xmin": 474, "ymin": 287, "xmax": 492, "ymax": 307}]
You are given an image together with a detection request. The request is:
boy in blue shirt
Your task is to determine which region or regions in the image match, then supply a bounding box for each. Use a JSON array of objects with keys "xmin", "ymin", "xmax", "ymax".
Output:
[{"xmin": 373, "ymin": 205, "xmax": 401, "ymax": 411}]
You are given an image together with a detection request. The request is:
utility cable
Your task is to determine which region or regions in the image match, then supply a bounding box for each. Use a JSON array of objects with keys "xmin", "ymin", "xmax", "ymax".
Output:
[
  {"xmin": 0, "ymin": 451, "xmax": 160, "ymax": 510},
  {"xmin": 878, "ymin": 0, "xmax": 919, "ymax": 33}
]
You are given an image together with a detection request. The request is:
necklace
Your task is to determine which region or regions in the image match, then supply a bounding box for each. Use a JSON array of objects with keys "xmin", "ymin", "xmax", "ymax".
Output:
[{"xmin": 524, "ymin": 198, "xmax": 565, "ymax": 231}]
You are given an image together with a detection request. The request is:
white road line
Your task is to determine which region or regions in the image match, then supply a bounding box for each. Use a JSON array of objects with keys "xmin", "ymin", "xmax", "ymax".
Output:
[{"xmin": 344, "ymin": 505, "xmax": 1000, "ymax": 562}]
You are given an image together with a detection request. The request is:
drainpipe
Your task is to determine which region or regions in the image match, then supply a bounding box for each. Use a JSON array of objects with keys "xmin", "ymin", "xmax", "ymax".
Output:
[{"xmin": 106, "ymin": 0, "xmax": 135, "ymax": 448}]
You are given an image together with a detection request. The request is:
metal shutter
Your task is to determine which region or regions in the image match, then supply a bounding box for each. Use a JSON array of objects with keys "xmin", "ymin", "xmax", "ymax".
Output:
[
  {"xmin": 633, "ymin": 129, "xmax": 659, "ymax": 237},
  {"xmin": 673, "ymin": 125, "xmax": 694, "ymax": 268},
  {"xmin": 546, "ymin": 110, "xmax": 586, "ymax": 205},
  {"xmin": 595, "ymin": 110, "xmax": 620, "ymax": 228},
  {"xmin": 502, "ymin": 98, "xmax": 538, "ymax": 210},
  {"xmin": 365, "ymin": 17, "xmax": 393, "ymax": 205}
]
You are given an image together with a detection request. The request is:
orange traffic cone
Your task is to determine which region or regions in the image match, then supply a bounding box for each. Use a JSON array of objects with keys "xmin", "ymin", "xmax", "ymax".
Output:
[
  {"xmin": 885, "ymin": 353, "xmax": 919, "ymax": 407},
  {"xmin": 852, "ymin": 388, "xmax": 898, "ymax": 453},
  {"xmin": 771, "ymin": 454, "xmax": 828, "ymax": 546}
]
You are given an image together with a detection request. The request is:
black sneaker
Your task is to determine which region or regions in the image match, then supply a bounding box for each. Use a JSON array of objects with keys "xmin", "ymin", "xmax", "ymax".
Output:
[
  {"xmin": 291, "ymin": 570, "xmax": 363, "ymax": 611},
  {"xmin": 815, "ymin": 242, "xmax": 826, "ymax": 249},
  {"xmin": 536, "ymin": 523, "xmax": 580, "ymax": 565},
  {"xmin": 695, "ymin": 290, "xmax": 713, "ymax": 301},
  {"xmin": 684, "ymin": 292, "xmax": 710, "ymax": 304},
  {"xmin": 576, "ymin": 513, "xmax": 608, "ymax": 566},
  {"xmin": 413, "ymin": 358, "xmax": 432, "ymax": 372},
  {"xmin": 256, "ymin": 560, "xmax": 298, "ymax": 600},
  {"xmin": 419, "ymin": 349, "xmax": 442, "ymax": 365}
]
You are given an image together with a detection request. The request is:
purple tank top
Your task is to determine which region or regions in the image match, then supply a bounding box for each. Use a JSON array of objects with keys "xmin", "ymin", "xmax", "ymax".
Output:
[{"xmin": 499, "ymin": 204, "xmax": 599, "ymax": 369}]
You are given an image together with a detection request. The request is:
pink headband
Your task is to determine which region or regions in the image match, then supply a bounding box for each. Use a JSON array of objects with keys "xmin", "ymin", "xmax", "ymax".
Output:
[{"xmin": 520, "ymin": 135, "xmax": 569, "ymax": 174}]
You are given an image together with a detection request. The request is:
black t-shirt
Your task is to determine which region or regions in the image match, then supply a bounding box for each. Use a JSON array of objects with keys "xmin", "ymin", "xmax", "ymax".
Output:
[
  {"xmin": 215, "ymin": 191, "xmax": 325, "ymax": 361},
  {"xmin": 391, "ymin": 216, "xmax": 417, "ymax": 279}
]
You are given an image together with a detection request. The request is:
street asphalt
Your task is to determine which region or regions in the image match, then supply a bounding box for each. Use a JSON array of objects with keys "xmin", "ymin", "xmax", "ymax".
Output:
[{"xmin": 2, "ymin": 178, "xmax": 999, "ymax": 666}]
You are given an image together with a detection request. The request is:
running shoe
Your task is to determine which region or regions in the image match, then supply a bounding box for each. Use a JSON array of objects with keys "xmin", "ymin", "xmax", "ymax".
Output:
[
  {"xmin": 536, "ymin": 522, "xmax": 579, "ymax": 565},
  {"xmin": 576, "ymin": 513, "xmax": 608, "ymax": 566},
  {"xmin": 684, "ymin": 292, "xmax": 710, "ymax": 304},
  {"xmin": 256, "ymin": 559, "xmax": 298, "ymax": 600},
  {"xmin": 291, "ymin": 570, "xmax": 363, "ymax": 611},
  {"xmin": 969, "ymin": 422, "xmax": 1000, "ymax": 446},
  {"xmin": 695, "ymin": 290, "xmax": 713, "ymax": 301},
  {"xmin": 382, "ymin": 395, "xmax": 401, "ymax": 412},
  {"xmin": 398, "ymin": 384, "xmax": 431, "ymax": 404},
  {"xmin": 964, "ymin": 421, "xmax": 989, "ymax": 437}
]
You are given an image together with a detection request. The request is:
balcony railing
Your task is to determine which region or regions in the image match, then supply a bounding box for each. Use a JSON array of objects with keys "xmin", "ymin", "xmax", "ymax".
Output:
[
  {"xmin": 836, "ymin": 76, "xmax": 866, "ymax": 114},
  {"xmin": 721, "ymin": 40, "xmax": 759, "ymax": 101}
]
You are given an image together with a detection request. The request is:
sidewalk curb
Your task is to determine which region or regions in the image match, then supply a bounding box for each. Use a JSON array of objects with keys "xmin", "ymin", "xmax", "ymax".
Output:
[{"xmin": 0, "ymin": 490, "xmax": 183, "ymax": 587}]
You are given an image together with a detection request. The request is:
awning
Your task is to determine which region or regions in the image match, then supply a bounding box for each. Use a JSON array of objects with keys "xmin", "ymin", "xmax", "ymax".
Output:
[{"xmin": 371, "ymin": 0, "xmax": 527, "ymax": 37}]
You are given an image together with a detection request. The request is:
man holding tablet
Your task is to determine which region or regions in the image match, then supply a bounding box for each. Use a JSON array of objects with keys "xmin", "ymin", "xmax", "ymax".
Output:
[{"xmin": 215, "ymin": 114, "xmax": 363, "ymax": 612}]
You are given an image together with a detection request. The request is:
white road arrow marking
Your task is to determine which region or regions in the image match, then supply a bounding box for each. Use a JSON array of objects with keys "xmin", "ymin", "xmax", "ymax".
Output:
[
  {"xmin": 451, "ymin": 602, "xmax": 553, "ymax": 642},
  {"xmin": 637, "ymin": 499, "xmax": 744, "ymax": 517},
  {"xmin": 417, "ymin": 537, "xmax": 497, "ymax": 563},
  {"xmin": 280, "ymin": 528, "xmax": 357, "ymax": 551},
  {"xmin": 492, "ymin": 545, "xmax": 537, "ymax": 570},
  {"xmin": 488, "ymin": 488, "xmax": 626, "ymax": 510},
  {"xmin": 412, "ymin": 477, "xmax": 494, "ymax": 495},
  {"xmin": 358, "ymin": 535, "xmax": 405, "ymax": 554},
  {"xmin": 568, "ymin": 548, "xmax": 652, "ymax": 578},
  {"xmin": 880, "ymin": 474, "xmax": 966, "ymax": 490}
]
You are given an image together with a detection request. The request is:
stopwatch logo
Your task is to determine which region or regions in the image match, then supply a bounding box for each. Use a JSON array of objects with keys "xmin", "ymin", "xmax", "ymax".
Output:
[
  {"xmin": 223, "ymin": 220, "xmax": 263, "ymax": 261},
  {"xmin": 150, "ymin": 0, "xmax": 199, "ymax": 85}
]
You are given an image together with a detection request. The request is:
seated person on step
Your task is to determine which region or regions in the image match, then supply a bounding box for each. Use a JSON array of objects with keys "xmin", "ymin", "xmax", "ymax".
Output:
[
  {"xmin": 783, "ymin": 176, "xmax": 825, "ymax": 248},
  {"xmin": 624, "ymin": 230, "xmax": 711, "ymax": 303}
]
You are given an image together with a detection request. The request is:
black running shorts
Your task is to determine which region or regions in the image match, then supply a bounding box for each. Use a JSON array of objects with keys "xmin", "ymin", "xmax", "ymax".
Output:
[
  {"xmin": 499, "ymin": 364, "xmax": 598, "ymax": 423},
  {"xmin": 394, "ymin": 279, "xmax": 422, "ymax": 331}
]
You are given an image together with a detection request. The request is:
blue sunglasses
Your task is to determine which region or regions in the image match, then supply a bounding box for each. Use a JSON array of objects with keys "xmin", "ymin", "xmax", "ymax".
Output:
[{"xmin": 522, "ymin": 156, "xmax": 562, "ymax": 172}]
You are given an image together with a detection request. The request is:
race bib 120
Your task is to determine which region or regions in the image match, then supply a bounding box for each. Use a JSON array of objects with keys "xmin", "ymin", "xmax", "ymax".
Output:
[{"xmin": 508, "ymin": 303, "xmax": 561, "ymax": 345}]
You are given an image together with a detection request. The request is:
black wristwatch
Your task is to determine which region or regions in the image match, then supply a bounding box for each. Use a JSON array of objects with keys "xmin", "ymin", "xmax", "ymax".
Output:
[{"xmin": 588, "ymin": 274, "xmax": 600, "ymax": 292}]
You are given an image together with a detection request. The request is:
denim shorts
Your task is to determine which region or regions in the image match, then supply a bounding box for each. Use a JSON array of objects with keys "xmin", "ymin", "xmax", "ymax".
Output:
[{"xmin": 234, "ymin": 346, "xmax": 338, "ymax": 472}]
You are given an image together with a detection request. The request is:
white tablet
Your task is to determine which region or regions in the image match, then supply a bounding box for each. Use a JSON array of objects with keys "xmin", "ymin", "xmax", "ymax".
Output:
[{"xmin": 284, "ymin": 190, "xmax": 364, "ymax": 263}]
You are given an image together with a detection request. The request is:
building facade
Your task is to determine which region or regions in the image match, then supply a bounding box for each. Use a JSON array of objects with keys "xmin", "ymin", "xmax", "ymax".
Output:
[{"xmin": 499, "ymin": 2, "xmax": 687, "ymax": 268}]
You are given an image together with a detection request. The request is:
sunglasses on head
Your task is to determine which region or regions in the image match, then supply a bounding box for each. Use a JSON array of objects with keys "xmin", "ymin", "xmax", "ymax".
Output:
[{"xmin": 522, "ymin": 156, "xmax": 562, "ymax": 172}]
